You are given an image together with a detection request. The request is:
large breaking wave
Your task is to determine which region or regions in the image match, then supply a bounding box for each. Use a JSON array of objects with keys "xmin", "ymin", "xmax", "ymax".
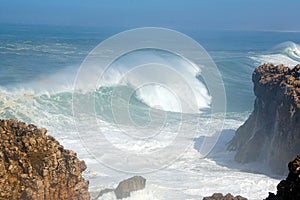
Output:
[{"xmin": 250, "ymin": 41, "xmax": 300, "ymax": 67}]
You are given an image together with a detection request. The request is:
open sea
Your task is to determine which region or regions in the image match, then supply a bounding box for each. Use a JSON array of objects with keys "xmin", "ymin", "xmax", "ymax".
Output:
[{"xmin": 1, "ymin": 24, "xmax": 300, "ymax": 199}]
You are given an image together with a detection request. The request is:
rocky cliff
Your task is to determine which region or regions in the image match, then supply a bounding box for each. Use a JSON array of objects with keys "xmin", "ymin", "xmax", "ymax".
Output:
[
  {"xmin": 228, "ymin": 63, "xmax": 300, "ymax": 174},
  {"xmin": 0, "ymin": 119, "xmax": 90, "ymax": 200}
]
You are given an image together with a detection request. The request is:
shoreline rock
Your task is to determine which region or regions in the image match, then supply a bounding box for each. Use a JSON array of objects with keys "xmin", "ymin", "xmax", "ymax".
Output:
[
  {"xmin": 0, "ymin": 119, "xmax": 90, "ymax": 200},
  {"xmin": 228, "ymin": 64, "xmax": 300, "ymax": 175},
  {"xmin": 265, "ymin": 155, "xmax": 300, "ymax": 199},
  {"xmin": 94, "ymin": 176, "xmax": 146, "ymax": 199},
  {"xmin": 203, "ymin": 193, "xmax": 247, "ymax": 200},
  {"xmin": 114, "ymin": 176, "xmax": 146, "ymax": 199}
]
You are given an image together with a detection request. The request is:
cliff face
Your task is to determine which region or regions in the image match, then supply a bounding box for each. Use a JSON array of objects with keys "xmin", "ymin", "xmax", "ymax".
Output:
[
  {"xmin": 0, "ymin": 119, "xmax": 90, "ymax": 200},
  {"xmin": 228, "ymin": 64, "xmax": 300, "ymax": 174}
]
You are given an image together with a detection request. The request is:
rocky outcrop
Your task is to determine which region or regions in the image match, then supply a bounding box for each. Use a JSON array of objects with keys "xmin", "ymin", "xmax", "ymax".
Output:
[
  {"xmin": 94, "ymin": 176, "xmax": 146, "ymax": 199},
  {"xmin": 0, "ymin": 119, "xmax": 90, "ymax": 200},
  {"xmin": 114, "ymin": 176, "xmax": 146, "ymax": 199},
  {"xmin": 228, "ymin": 64, "xmax": 300, "ymax": 174},
  {"xmin": 265, "ymin": 155, "xmax": 300, "ymax": 199},
  {"xmin": 203, "ymin": 193, "xmax": 247, "ymax": 200}
]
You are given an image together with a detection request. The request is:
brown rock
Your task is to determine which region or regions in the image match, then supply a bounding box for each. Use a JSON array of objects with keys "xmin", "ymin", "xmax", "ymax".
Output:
[
  {"xmin": 0, "ymin": 119, "xmax": 90, "ymax": 200},
  {"xmin": 114, "ymin": 176, "xmax": 146, "ymax": 199},
  {"xmin": 265, "ymin": 155, "xmax": 300, "ymax": 200},
  {"xmin": 203, "ymin": 193, "xmax": 248, "ymax": 200},
  {"xmin": 228, "ymin": 64, "xmax": 300, "ymax": 175}
]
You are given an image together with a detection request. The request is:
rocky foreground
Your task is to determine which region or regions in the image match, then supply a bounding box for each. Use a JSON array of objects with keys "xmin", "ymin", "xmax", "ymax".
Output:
[
  {"xmin": 0, "ymin": 119, "xmax": 90, "ymax": 200},
  {"xmin": 203, "ymin": 193, "xmax": 247, "ymax": 200},
  {"xmin": 94, "ymin": 176, "xmax": 146, "ymax": 199},
  {"xmin": 266, "ymin": 155, "xmax": 300, "ymax": 199},
  {"xmin": 228, "ymin": 64, "xmax": 300, "ymax": 175},
  {"xmin": 203, "ymin": 154, "xmax": 300, "ymax": 200}
]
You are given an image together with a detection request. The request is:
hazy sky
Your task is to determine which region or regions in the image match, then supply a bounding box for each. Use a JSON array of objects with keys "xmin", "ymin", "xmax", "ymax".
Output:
[{"xmin": 0, "ymin": 0, "xmax": 299, "ymax": 31}]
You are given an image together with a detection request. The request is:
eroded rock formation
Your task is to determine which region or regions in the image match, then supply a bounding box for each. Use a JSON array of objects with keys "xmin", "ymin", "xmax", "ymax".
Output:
[
  {"xmin": 265, "ymin": 155, "xmax": 300, "ymax": 199},
  {"xmin": 228, "ymin": 64, "xmax": 300, "ymax": 174},
  {"xmin": 0, "ymin": 119, "xmax": 90, "ymax": 200},
  {"xmin": 203, "ymin": 193, "xmax": 248, "ymax": 200}
]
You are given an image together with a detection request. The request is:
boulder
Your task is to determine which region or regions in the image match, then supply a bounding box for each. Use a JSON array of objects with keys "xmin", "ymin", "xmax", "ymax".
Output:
[
  {"xmin": 0, "ymin": 119, "xmax": 90, "ymax": 200},
  {"xmin": 93, "ymin": 176, "xmax": 146, "ymax": 199},
  {"xmin": 114, "ymin": 176, "xmax": 146, "ymax": 199},
  {"xmin": 203, "ymin": 193, "xmax": 248, "ymax": 200}
]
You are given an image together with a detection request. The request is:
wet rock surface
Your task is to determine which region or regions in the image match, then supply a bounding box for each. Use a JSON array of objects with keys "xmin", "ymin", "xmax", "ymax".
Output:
[
  {"xmin": 93, "ymin": 176, "xmax": 146, "ymax": 199},
  {"xmin": 228, "ymin": 64, "xmax": 300, "ymax": 174},
  {"xmin": 203, "ymin": 193, "xmax": 248, "ymax": 200},
  {"xmin": 0, "ymin": 119, "xmax": 90, "ymax": 200},
  {"xmin": 266, "ymin": 155, "xmax": 300, "ymax": 200},
  {"xmin": 114, "ymin": 176, "xmax": 146, "ymax": 199}
]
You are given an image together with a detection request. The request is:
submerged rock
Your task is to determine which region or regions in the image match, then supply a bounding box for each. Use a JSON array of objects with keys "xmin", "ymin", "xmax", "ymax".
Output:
[
  {"xmin": 265, "ymin": 155, "xmax": 300, "ymax": 199},
  {"xmin": 0, "ymin": 119, "xmax": 90, "ymax": 200},
  {"xmin": 203, "ymin": 193, "xmax": 248, "ymax": 200},
  {"xmin": 114, "ymin": 176, "xmax": 146, "ymax": 199},
  {"xmin": 228, "ymin": 64, "xmax": 300, "ymax": 174},
  {"xmin": 93, "ymin": 176, "xmax": 146, "ymax": 199}
]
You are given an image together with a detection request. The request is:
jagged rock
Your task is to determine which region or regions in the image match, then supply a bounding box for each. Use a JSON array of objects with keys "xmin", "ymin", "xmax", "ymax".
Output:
[
  {"xmin": 203, "ymin": 193, "xmax": 248, "ymax": 200},
  {"xmin": 0, "ymin": 119, "xmax": 90, "ymax": 200},
  {"xmin": 265, "ymin": 155, "xmax": 300, "ymax": 200},
  {"xmin": 228, "ymin": 64, "xmax": 300, "ymax": 175},
  {"xmin": 114, "ymin": 176, "xmax": 146, "ymax": 199}
]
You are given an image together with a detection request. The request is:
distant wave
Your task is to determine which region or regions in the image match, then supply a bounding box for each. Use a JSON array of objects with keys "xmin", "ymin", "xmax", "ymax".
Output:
[
  {"xmin": 272, "ymin": 41, "xmax": 300, "ymax": 61},
  {"xmin": 250, "ymin": 41, "xmax": 300, "ymax": 67},
  {"xmin": 0, "ymin": 42, "xmax": 86, "ymax": 55}
]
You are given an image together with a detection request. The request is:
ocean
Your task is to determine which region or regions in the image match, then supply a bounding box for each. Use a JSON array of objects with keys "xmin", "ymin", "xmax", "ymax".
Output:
[{"xmin": 1, "ymin": 24, "xmax": 300, "ymax": 199}]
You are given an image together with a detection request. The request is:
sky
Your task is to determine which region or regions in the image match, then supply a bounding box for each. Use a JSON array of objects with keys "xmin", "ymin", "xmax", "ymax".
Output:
[{"xmin": 0, "ymin": 0, "xmax": 299, "ymax": 31}]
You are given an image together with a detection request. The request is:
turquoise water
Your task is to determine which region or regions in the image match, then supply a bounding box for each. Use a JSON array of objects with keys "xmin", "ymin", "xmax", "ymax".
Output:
[
  {"xmin": 1, "ymin": 24, "xmax": 300, "ymax": 199},
  {"xmin": 1, "ymin": 24, "xmax": 300, "ymax": 112}
]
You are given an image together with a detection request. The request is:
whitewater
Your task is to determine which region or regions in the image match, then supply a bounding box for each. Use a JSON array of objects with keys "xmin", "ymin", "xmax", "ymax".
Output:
[{"xmin": 1, "ymin": 25, "xmax": 300, "ymax": 199}]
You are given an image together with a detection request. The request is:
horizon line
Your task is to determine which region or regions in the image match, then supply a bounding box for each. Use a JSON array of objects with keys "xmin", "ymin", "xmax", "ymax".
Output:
[{"xmin": 1, "ymin": 22, "xmax": 300, "ymax": 33}]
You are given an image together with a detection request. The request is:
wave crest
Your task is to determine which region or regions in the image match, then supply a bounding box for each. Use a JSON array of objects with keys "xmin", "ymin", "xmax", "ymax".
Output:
[
  {"xmin": 99, "ymin": 49, "xmax": 211, "ymax": 113},
  {"xmin": 250, "ymin": 41, "xmax": 300, "ymax": 67},
  {"xmin": 272, "ymin": 41, "xmax": 300, "ymax": 61}
]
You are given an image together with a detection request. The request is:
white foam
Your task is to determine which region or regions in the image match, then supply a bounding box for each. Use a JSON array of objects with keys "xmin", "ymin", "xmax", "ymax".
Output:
[
  {"xmin": 0, "ymin": 59, "xmax": 280, "ymax": 200},
  {"xmin": 273, "ymin": 41, "xmax": 300, "ymax": 61},
  {"xmin": 136, "ymin": 84, "xmax": 181, "ymax": 112},
  {"xmin": 250, "ymin": 54, "xmax": 300, "ymax": 67},
  {"xmin": 250, "ymin": 41, "xmax": 300, "ymax": 67},
  {"xmin": 82, "ymin": 117, "xmax": 281, "ymax": 200},
  {"xmin": 97, "ymin": 188, "xmax": 159, "ymax": 200},
  {"xmin": 0, "ymin": 87, "xmax": 281, "ymax": 199},
  {"xmin": 100, "ymin": 49, "xmax": 211, "ymax": 113}
]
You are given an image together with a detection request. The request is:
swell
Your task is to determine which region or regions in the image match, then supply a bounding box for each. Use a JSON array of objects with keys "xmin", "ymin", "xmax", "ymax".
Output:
[
  {"xmin": 272, "ymin": 41, "xmax": 300, "ymax": 61},
  {"xmin": 250, "ymin": 41, "xmax": 300, "ymax": 67},
  {"xmin": 0, "ymin": 86, "xmax": 164, "ymax": 125}
]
